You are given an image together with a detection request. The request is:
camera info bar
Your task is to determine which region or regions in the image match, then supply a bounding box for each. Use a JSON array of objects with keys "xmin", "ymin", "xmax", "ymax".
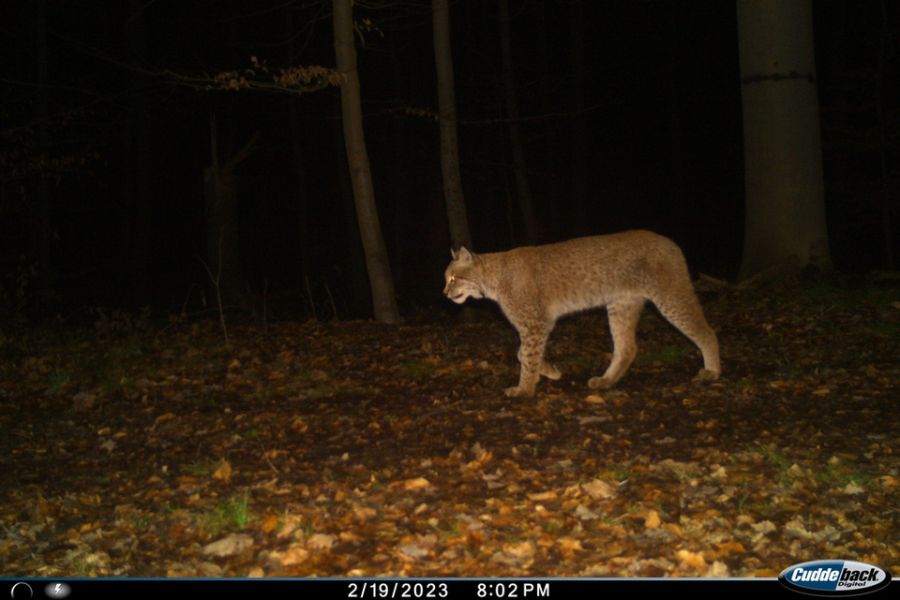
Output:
[{"xmin": 10, "ymin": 577, "xmax": 895, "ymax": 600}]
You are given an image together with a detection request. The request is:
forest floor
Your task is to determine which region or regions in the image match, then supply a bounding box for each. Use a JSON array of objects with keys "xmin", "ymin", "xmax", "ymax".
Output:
[{"xmin": 1, "ymin": 282, "xmax": 898, "ymax": 578}]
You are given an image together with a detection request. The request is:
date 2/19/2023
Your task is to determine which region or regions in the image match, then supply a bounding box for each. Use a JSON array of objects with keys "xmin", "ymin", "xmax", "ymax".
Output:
[{"xmin": 346, "ymin": 582, "xmax": 449, "ymax": 599}]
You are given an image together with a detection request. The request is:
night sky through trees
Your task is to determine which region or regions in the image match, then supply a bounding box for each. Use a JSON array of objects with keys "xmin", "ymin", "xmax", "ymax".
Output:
[{"xmin": 2, "ymin": 1, "xmax": 897, "ymax": 319}]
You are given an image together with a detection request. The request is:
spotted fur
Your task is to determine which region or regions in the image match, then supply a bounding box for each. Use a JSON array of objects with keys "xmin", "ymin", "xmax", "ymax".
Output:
[{"xmin": 443, "ymin": 231, "xmax": 721, "ymax": 397}]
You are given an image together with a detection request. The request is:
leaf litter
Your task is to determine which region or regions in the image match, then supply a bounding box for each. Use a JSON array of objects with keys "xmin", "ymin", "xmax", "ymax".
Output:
[{"xmin": 0, "ymin": 283, "xmax": 898, "ymax": 577}]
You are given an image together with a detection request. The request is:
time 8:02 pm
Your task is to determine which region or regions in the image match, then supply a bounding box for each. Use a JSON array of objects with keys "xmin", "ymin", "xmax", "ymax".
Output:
[{"xmin": 476, "ymin": 583, "xmax": 550, "ymax": 598}]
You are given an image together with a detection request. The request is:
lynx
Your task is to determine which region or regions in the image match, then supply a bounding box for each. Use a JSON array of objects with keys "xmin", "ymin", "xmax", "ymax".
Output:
[{"xmin": 443, "ymin": 231, "xmax": 721, "ymax": 397}]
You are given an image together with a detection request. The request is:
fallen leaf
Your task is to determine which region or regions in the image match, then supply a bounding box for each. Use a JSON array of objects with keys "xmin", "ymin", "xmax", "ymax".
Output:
[
  {"xmin": 260, "ymin": 514, "xmax": 280, "ymax": 534},
  {"xmin": 339, "ymin": 531, "xmax": 362, "ymax": 543},
  {"xmin": 750, "ymin": 520, "xmax": 776, "ymax": 534},
  {"xmin": 712, "ymin": 541, "xmax": 746, "ymax": 557},
  {"xmin": 352, "ymin": 504, "xmax": 377, "ymax": 521},
  {"xmin": 842, "ymin": 482, "xmax": 865, "ymax": 495},
  {"xmin": 265, "ymin": 544, "xmax": 309, "ymax": 567},
  {"xmin": 706, "ymin": 561, "xmax": 730, "ymax": 577},
  {"xmin": 403, "ymin": 477, "xmax": 432, "ymax": 491},
  {"xmin": 277, "ymin": 515, "xmax": 304, "ymax": 538},
  {"xmin": 528, "ymin": 491, "xmax": 557, "ymax": 502},
  {"xmin": 212, "ymin": 460, "xmax": 232, "ymax": 481},
  {"xmin": 644, "ymin": 510, "xmax": 661, "ymax": 529},
  {"xmin": 582, "ymin": 479, "xmax": 616, "ymax": 500},
  {"xmin": 397, "ymin": 543, "xmax": 429, "ymax": 560},
  {"xmin": 491, "ymin": 540, "xmax": 536, "ymax": 566},
  {"xmin": 676, "ymin": 549, "xmax": 707, "ymax": 570},
  {"xmin": 784, "ymin": 517, "xmax": 813, "ymax": 539},
  {"xmin": 306, "ymin": 533, "xmax": 335, "ymax": 551},
  {"xmin": 574, "ymin": 504, "xmax": 599, "ymax": 521},
  {"xmin": 556, "ymin": 537, "xmax": 583, "ymax": 555},
  {"xmin": 198, "ymin": 562, "xmax": 224, "ymax": 577},
  {"xmin": 202, "ymin": 533, "xmax": 253, "ymax": 557}
]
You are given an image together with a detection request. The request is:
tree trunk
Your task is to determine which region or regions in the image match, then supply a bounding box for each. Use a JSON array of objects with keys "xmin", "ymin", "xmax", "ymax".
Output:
[
  {"xmin": 204, "ymin": 117, "xmax": 252, "ymax": 309},
  {"xmin": 390, "ymin": 30, "xmax": 408, "ymax": 291},
  {"xmin": 334, "ymin": 99, "xmax": 370, "ymax": 318},
  {"xmin": 497, "ymin": 0, "xmax": 537, "ymax": 244},
  {"xmin": 332, "ymin": 0, "xmax": 401, "ymax": 324},
  {"xmin": 432, "ymin": 0, "xmax": 472, "ymax": 250},
  {"xmin": 736, "ymin": 0, "xmax": 830, "ymax": 279}
]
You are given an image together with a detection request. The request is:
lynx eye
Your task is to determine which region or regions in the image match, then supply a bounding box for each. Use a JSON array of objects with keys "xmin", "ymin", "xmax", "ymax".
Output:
[{"xmin": 449, "ymin": 275, "xmax": 456, "ymax": 284}]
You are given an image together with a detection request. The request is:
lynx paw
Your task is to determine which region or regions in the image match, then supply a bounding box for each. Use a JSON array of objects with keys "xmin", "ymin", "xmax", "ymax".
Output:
[
  {"xmin": 504, "ymin": 386, "xmax": 535, "ymax": 398},
  {"xmin": 541, "ymin": 363, "xmax": 561, "ymax": 380},
  {"xmin": 587, "ymin": 376, "xmax": 615, "ymax": 390},
  {"xmin": 693, "ymin": 368, "xmax": 719, "ymax": 383}
]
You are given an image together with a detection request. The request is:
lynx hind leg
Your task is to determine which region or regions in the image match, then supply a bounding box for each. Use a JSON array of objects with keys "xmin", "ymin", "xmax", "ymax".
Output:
[
  {"xmin": 540, "ymin": 361, "xmax": 561, "ymax": 380},
  {"xmin": 588, "ymin": 299, "xmax": 644, "ymax": 389},
  {"xmin": 515, "ymin": 346, "xmax": 560, "ymax": 382},
  {"xmin": 652, "ymin": 288, "xmax": 721, "ymax": 381}
]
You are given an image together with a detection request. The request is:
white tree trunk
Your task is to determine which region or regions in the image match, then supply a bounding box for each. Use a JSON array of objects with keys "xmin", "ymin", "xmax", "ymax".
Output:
[
  {"xmin": 737, "ymin": 0, "xmax": 830, "ymax": 279},
  {"xmin": 333, "ymin": 0, "xmax": 401, "ymax": 323}
]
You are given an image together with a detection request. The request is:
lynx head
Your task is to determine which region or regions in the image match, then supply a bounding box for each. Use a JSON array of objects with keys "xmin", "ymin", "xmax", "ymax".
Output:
[{"xmin": 443, "ymin": 246, "xmax": 484, "ymax": 304}]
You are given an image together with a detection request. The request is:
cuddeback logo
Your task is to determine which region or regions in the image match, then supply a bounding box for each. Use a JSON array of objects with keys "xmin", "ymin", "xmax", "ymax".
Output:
[{"xmin": 779, "ymin": 560, "xmax": 892, "ymax": 595}]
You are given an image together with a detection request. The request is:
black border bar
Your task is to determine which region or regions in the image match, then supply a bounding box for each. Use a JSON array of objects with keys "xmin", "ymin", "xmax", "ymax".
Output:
[{"xmin": 3, "ymin": 578, "xmax": 898, "ymax": 600}]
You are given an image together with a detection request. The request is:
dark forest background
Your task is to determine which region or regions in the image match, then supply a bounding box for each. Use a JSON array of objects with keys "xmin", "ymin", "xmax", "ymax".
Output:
[{"xmin": 1, "ymin": 0, "xmax": 897, "ymax": 321}]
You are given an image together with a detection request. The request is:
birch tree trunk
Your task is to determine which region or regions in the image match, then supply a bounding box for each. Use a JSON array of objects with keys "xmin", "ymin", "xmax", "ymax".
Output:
[
  {"xmin": 333, "ymin": 0, "xmax": 401, "ymax": 323},
  {"xmin": 737, "ymin": 0, "xmax": 831, "ymax": 279},
  {"xmin": 432, "ymin": 0, "xmax": 472, "ymax": 250}
]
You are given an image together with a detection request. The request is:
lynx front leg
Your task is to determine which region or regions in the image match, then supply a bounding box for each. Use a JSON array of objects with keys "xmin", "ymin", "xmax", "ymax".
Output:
[
  {"xmin": 505, "ymin": 326, "xmax": 552, "ymax": 398},
  {"xmin": 589, "ymin": 299, "xmax": 644, "ymax": 389}
]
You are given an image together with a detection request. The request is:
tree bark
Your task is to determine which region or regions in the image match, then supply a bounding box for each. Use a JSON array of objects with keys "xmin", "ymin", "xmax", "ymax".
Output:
[
  {"xmin": 333, "ymin": 99, "xmax": 370, "ymax": 317},
  {"xmin": 333, "ymin": 0, "xmax": 401, "ymax": 323},
  {"xmin": 736, "ymin": 0, "xmax": 831, "ymax": 279},
  {"xmin": 203, "ymin": 117, "xmax": 250, "ymax": 309},
  {"xmin": 497, "ymin": 0, "xmax": 537, "ymax": 244},
  {"xmin": 432, "ymin": 0, "xmax": 472, "ymax": 250}
]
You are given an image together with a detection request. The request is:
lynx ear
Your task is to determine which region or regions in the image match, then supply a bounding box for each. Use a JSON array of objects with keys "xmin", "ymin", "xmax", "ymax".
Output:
[{"xmin": 452, "ymin": 246, "xmax": 474, "ymax": 263}]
